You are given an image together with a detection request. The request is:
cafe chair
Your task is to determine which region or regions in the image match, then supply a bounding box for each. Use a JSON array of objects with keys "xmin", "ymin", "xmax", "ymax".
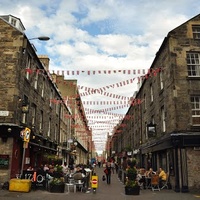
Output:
[
  {"xmin": 151, "ymin": 175, "xmax": 160, "ymax": 191},
  {"xmin": 65, "ymin": 178, "xmax": 76, "ymax": 193},
  {"xmin": 74, "ymin": 179, "xmax": 84, "ymax": 192},
  {"xmin": 161, "ymin": 172, "xmax": 169, "ymax": 190}
]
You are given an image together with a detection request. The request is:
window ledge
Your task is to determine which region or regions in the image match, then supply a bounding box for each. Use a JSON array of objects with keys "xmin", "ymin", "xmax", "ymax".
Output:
[{"xmin": 187, "ymin": 76, "xmax": 200, "ymax": 80}]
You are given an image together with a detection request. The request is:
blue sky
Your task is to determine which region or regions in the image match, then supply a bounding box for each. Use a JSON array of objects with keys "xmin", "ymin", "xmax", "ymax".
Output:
[{"xmin": 0, "ymin": 0, "xmax": 200, "ymax": 153}]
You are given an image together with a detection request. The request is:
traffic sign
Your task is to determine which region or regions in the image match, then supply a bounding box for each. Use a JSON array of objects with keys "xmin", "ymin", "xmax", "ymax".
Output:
[
  {"xmin": 23, "ymin": 127, "xmax": 31, "ymax": 142},
  {"xmin": 91, "ymin": 175, "xmax": 98, "ymax": 188}
]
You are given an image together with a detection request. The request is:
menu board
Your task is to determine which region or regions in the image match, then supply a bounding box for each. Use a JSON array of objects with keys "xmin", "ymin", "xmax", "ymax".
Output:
[{"xmin": 0, "ymin": 154, "xmax": 9, "ymax": 169}]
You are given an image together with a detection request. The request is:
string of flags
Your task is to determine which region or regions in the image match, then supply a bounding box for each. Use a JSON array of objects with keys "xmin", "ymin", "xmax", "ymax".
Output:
[{"xmin": 25, "ymin": 68, "xmax": 152, "ymax": 75}]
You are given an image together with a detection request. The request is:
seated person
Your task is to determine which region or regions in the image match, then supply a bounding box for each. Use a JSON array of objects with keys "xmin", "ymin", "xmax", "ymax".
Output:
[
  {"xmin": 146, "ymin": 168, "xmax": 156, "ymax": 177},
  {"xmin": 158, "ymin": 167, "xmax": 167, "ymax": 187},
  {"xmin": 72, "ymin": 167, "xmax": 86, "ymax": 190},
  {"xmin": 137, "ymin": 173, "xmax": 146, "ymax": 189}
]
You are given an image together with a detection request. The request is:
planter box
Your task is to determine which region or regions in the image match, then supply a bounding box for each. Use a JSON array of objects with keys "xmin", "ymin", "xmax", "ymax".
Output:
[
  {"xmin": 49, "ymin": 184, "xmax": 65, "ymax": 193},
  {"xmin": 125, "ymin": 186, "xmax": 140, "ymax": 195},
  {"xmin": 9, "ymin": 179, "xmax": 31, "ymax": 193}
]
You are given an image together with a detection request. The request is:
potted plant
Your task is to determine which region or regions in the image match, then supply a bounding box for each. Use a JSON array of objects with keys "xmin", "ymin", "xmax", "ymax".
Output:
[
  {"xmin": 125, "ymin": 159, "xmax": 140, "ymax": 195},
  {"xmin": 49, "ymin": 165, "xmax": 65, "ymax": 193}
]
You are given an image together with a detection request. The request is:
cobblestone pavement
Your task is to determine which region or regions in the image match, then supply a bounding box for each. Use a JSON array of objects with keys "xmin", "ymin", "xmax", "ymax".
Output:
[{"xmin": 0, "ymin": 167, "xmax": 200, "ymax": 200}]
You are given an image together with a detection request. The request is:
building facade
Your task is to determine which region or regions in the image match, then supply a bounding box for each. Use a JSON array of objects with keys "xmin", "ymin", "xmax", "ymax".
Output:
[
  {"xmin": 51, "ymin": 75, "xmax": 92, "ymax": 165},
  {"xmin": 0, "ymin": 15, "xmax": 72, "ymax": 182},
  {"xmin": 111, "ymin": 14, "xmax": 200, "ymax": 192}
]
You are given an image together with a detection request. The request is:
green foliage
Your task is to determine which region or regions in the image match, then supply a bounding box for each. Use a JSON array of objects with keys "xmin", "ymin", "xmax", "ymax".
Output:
[
  {"xmin": 128, "ymin": 159, "xmax": 137, "ymax": 168},
  {"xmin": 50, "ymin": 177, "xmax": 64, "ymax": 185},
  {"xmin": 54, "ymin": 164, "xmax": 63, "ymax": 173},
  {"xmin": 125, "ymin": 159, "xmax": 138, "ymax": 188},
  {"xmin": 126, "ymin": 180, "xmax": 138, "ymax": 187},
  {"xmin": 127, "ymin": 167, "xmax": 137, "ymax": 175}
]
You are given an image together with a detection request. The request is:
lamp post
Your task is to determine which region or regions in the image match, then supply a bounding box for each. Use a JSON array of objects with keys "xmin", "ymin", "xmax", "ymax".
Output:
[{"xmin": 29, "ymin": 36, "xmax": 50, "ymax": 41}]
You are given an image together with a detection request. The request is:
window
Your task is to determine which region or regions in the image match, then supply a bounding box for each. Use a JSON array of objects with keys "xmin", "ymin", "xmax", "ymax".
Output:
[
  {"xmin": 48, "ymin": 118, "xmax": 51, "ymax": 137},
  {"xmin": 145, "ymin": 121, "xmax": 148, "ymax": 140},
  {"xmin": 34, "ymin": 69, "xmax": 39, "ymax": 90},
  {"xmin": 11, "ymin": 18, "xmax": 16, "ymax": 26},
  {"xmin": 54, "ymin": 124, "xmax": 58, "ymax": 141},
  {"xmin": 150, "ymin": 84, "xmax": 154, "ymax": 102},
  {"xmin": 50, "ymin": 90, "xmax": 53, "ymax": 107},
  {"xmin": 41, "ymin": 78, "xmax": 45, "ymax": 97},
  {"xmin": 186, "ymin": 52, "xmax": 200, "ymax": 77},
  {"xmin": 191, "ymin": 96, "xmax": 200, "ymax": 125},
  {"xmin": 21, "ymin": 113, "xmax": 27, "ymax": 124},
  {"xmin": 192, "ymin": 25, "xmax": 200, "ymax": 39},
  {"xmin": 25, "ymin": 55, "xmax": 31, "ymax": 80},
  {"xmin": 161, "ymin": 106, "xmax": 166, "ymax": 132},
  {"xmin": 160, "ymin": 70, "xmax": 163, "ymax": 90},
  {"xmin": 31, "ymin": 104, "xmax": 36, "ymax": 126},
  {"xmin": 144, "ymin": 94, "xmax": 147, "ymax": 110},
  {"xmin": 39, "ymin": 110, "xmax": 43, "ymax": 131}
]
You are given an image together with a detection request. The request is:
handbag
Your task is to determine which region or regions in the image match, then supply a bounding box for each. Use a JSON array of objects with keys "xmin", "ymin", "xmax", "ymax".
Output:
[
  {"xmin": 102, "ymin": 175, "xmax": 106, "ymax": 181},
  {"xmin": 104, "ymin": 168, "xmax": 108, "ymax": 174}
]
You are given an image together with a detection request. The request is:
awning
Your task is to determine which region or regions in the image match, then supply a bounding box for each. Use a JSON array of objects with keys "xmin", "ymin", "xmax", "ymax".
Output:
[
  {"xmin": 141, "ymin": 132, "xmax": 200, "ymax": 154},
  {"xmin": 29, "ymin": 141, "xmax": 57, "ymax": 152}
]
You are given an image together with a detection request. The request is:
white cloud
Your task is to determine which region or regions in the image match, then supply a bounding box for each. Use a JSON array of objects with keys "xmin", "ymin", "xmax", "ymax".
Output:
[{"xmin": 1, "ymin": 0, "xmax": 199, "ymax": 152}]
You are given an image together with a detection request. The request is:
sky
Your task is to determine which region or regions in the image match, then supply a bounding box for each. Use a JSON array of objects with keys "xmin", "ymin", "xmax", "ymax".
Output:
[{"xmin": 0, "ymin": 0, "xmax": 199, "ymax": 154}]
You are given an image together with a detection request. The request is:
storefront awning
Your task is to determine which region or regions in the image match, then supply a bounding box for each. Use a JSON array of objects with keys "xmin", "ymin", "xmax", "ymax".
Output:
[
  {"xmin": 29, "ymin": 141, "xmax": 57, "ymax": 152},
  {"xmin": 141, "ymin": 132, "xmax": 200, "ymax": 154}
]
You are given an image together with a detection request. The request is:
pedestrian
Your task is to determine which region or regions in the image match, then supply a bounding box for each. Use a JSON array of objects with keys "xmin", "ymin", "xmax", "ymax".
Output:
[
  {"xmin": 104, "ymin": 162, "xmax": 111, "ymax": 184},
  {"xmin": 115, "ymin": 162, "xmax": 119, "ymax": 174},
  {"xmin": 111, "ymin": 161, "xmax": 115, "ymax": 174},
  {"xmin": 98, "ymin": 161, "xmax": 101, "ymax": 168}
]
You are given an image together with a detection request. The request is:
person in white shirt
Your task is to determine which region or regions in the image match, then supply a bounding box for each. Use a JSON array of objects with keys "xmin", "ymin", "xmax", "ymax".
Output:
[{"xmin": 62, "ymin": 162, "xmax": 68, "ymax": 175}]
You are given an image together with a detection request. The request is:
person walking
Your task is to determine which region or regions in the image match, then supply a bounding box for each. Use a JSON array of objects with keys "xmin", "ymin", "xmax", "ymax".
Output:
[
  {"xmin": 111, "ymin": 161, "xmax": 115, "ymax": 174},
  {"xmin": 104, "ymin": 162, "xmax": 112, "ymax": 184},
  {"xmin": 115, "ymin": 162, "xmax": 119, "ymax": 174}
]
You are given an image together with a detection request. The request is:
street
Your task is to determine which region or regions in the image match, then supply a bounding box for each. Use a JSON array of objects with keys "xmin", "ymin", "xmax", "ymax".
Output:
[{"xmin": 0, "ymin": 167, "xmax": 199, "ymax": 200}]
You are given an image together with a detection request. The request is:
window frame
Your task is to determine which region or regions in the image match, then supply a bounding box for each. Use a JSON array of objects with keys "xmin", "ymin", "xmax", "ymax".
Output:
[
  {"xmin": 25, "ymin": 54, "xmax": 31, "ymax": 80},
  {"xmin": 161, "ymin": 106, "xmax": 166, "ymax": 132},
  {"xmin": 191, "ymin": 96, "xmax": 200, "ymax": 125},
  {"xmin": 150, "ymin": 84, "xmax": 154, "ymax": 102},
  {"xmin": 192, "ymin": 25, "xmax": 200, "ymax": 39},
  {"xmin": 186, "ymin": 52, "xmax": 200, "ymax": 77}
]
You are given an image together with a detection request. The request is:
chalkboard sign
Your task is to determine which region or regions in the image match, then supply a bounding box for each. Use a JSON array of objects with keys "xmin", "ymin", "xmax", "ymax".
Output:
[{"xmin": 0, "ymin": 155, "xmax": 9, "ymax": 169}]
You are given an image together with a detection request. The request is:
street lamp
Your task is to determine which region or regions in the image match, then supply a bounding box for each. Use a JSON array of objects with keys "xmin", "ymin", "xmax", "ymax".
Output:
[{"xmin": 29, "ymin": 36, "xmax": 50, "ymax": 41}]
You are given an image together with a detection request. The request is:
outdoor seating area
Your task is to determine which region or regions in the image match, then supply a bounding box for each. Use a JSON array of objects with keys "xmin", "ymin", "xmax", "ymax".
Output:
[
  {"xmin": 118, "ymin": 165, "xmax": 170, "ymax": 192},
  {"xmin": 64, "ymin": 174, "xmax": 85, "ymax": 193},
  {"xmin": 10, "ymin": 163, "xmax": 93, "ymax": 194}
]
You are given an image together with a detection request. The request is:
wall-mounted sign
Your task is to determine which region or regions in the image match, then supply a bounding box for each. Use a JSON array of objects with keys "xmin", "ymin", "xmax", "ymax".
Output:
[
  {"xmin": 0, "ymin": 154, "xmax": 9, "ymax": 169},
  {"xmin": 22, "ymin": 170, "xmax": 47, "ymax": 189},
  {"xmin": 0, "ymin": 111, "xmax": 9, "ymax": 116}
]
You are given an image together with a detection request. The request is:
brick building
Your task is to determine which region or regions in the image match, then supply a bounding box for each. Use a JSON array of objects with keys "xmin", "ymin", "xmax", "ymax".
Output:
[
  {"xmin": 51, "ymin": 75, "xmax": 92, "ymax": 165},
  {"xmin": 0, "ymin": 15, "xmax": 72, "ymax": 182},
  {"xmin": 111, "ymin": 14, "xmax": 200, "ymax": 192}
]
